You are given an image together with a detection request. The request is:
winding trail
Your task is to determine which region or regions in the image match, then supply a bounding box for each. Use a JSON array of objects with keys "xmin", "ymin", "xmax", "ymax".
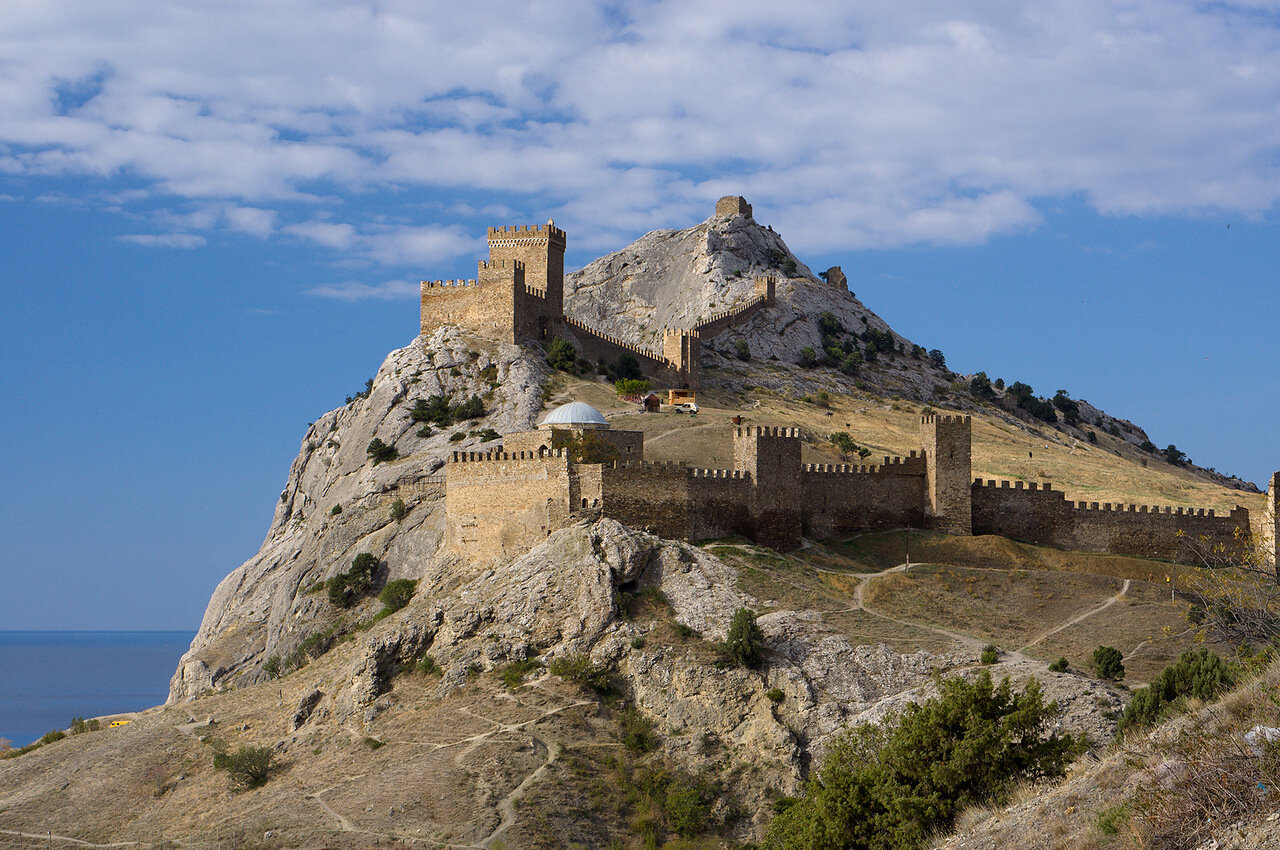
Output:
[
  {"xmin": 299, "ymin": 684, "xmax": 594, "ymax": 849},
  {"xmin": 1018, "ymin": 579, "xmax": 1130, "ymax": 653}
]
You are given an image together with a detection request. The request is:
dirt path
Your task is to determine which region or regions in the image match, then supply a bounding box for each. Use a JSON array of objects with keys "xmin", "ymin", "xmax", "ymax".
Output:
[
  {"xmin": 298, "ymin": 686, "xmax": 593, "ymax": 849},
  {"xmin": 0, "ymin": 830, "xmax": 139, "ymax": 848},
  {"xmin": 1018, "ymin": 579, "xmax": 1131, "ymax": 653},
  {"xmin": 482, "ymin": 737, "xmax": 561, "ymax": 849}
]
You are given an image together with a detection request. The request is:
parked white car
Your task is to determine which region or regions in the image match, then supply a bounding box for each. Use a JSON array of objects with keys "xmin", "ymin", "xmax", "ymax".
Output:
[{"xmin": 673, "ymin": 402, "xmax": 699, "ymax": 413}]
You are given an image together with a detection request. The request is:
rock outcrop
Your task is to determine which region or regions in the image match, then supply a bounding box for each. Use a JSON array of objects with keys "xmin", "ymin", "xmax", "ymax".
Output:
[{"xmin": 169, "ymin": 326, "xmax": 547, "ymax": 701}]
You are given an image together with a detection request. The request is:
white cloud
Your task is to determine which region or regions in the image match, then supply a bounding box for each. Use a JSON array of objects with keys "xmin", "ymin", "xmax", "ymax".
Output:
[
  {"xmin": 117, "ymin": 233, "xmax": 206, "ymax": 248},
  {"xmin": 283, "ymin": 221, "xmax": 357, "ymax": 249},
  {"xmin": 2, "ymin": 1, "xmax": 1279, "ymax": 255},
  {"xmin": 307, "ymin": 279, "xmax": 420, "ymax": 301}
]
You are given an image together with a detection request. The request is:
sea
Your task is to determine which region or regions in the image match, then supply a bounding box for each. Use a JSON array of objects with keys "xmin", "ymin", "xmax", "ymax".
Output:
[{"xmin": 0, "ymin": 631, "xmax": 193, "ymax": 748}]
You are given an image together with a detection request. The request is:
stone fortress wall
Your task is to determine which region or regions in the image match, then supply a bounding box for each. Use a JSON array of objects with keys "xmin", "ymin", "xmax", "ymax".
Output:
[
  {"xmin": 426, "ymin": 196, "xmax": 1280, "ymax": 569},
  {"xmin": 444, "ymin": 412, "xmax": 1280, "ymax": 567},
  {"xmin": 420, "ymin": 198, "xmax": 777, "ymax": 390}
]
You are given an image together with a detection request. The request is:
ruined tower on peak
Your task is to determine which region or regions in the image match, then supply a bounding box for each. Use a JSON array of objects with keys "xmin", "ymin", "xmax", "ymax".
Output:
[{"xmin": 715, "ymin": 195, "xmax": 753, "ymax": 219}]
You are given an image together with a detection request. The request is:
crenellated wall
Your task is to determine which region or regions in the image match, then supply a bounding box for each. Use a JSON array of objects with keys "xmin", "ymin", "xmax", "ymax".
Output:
[
  {"xmin": 971, "ymin": 478, "xmax": 1252, "ymax": 562},
  {"xmin": 440, "ymin": 370, "xmax": 1269, "ymax": 563},
  {"xmin": 444, "ymin": 448, "xmax": 573, "ymax": 563},
  {"xmin": 801, "ymin": 453, "xmax": 927, "ymax": 538}
]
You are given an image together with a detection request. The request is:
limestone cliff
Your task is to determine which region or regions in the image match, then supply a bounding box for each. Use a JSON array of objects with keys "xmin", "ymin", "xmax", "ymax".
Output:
[{"xmin": 168, "ymin": 327, "xmax": 547, "ymax": 701}]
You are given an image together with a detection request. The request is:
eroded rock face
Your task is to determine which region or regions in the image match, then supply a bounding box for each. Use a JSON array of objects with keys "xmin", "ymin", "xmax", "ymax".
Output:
[{"xmin": 168, "ymin": 327, "xmax": 548, "ymax": 702}]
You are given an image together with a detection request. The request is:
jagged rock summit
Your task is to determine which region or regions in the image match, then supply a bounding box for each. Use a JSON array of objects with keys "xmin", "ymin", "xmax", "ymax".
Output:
[{"xmin": 565, "ymin": 201, "xmax": 908, "ymax": 364}]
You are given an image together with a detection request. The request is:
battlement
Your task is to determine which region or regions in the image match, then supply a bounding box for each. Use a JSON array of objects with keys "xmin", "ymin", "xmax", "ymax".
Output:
[
  {"xmin": 691, "ymin": 468, "xmax": 748, "ymax": 480},
  {"xmin": 805, "ymin": 451, "xmax": 922, "ymax": 475},
  {"xmin": 449, "ymin": 448, "xmax": 567, "ymax": 464},
  {"xmin": 1072, "ymin": 501, "xmax": 1217, "ymax": 517},
  {"xmin": 736, "ymin": 426, "xmax": 801, "ymax": 439},
  {"xmin": 523, "ymin": 285, "xmax": 547, "ymax": 299},
  {"xmin": 487, "ymin": 223, "xmax": 567, "ymax": 244},
  {"xmin": 422, "ymin": 278, "xmax": 480, "ymax": 289},
  {"xmin": 563, "ymin": 315, "xmax": 669, "ymax": 364},
  {"xmin": 974, "ymin": 479, "xmax": 1055, "ymax": 492},
  {"xmin": 922, "ymin": 414, "xmax": 972, "ymax": 426},
  {"xmin": 478, "ymin": 259, "xmax": 525, "ymax": 271},
  {"xmin": 694, "ymin": 294, "xmax": 768, "ymax": 332}
]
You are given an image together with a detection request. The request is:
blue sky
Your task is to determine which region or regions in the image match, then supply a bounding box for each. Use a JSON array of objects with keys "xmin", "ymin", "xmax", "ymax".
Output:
[{"xmin": 2, "ymin": 1, "xmax": 1279, "ymax": 630}]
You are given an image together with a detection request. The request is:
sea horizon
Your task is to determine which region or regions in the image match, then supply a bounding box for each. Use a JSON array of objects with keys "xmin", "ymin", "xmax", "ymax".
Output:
[{"xmin": 0, "ymin": 629, "xmax": 194, "ymax": 748}]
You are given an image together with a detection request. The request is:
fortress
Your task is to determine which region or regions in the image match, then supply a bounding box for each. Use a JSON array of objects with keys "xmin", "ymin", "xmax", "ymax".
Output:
[
  {"xmin": 444, "ymin": 406, "xmax": 1280, "ymax": 570},
  {"xmin": 422, "ymin": 199, "xmax": 1280, "ymax": 570},
  {"xmin": 420, "ymin": 197, "xmax": 776, "ymax": 390}
]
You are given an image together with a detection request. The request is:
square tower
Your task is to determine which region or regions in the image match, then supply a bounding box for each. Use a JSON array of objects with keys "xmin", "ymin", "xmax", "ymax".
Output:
[
  {"xmin": 921, "ymin": 414, "xmax": 972, "ymax": 535},
  {"xmin": 715, "ymin": 195, "xmax": 753, "ymax": 219},
  {"xmin": 733, "ymin": 426, "xmax": 802, "ymax": 549},
  {"xmin": 486, "ymin": 222, "xmax": 566, "ymax": 315},
  {"xmin": 1257, "ymin": 472, "xmax": 1280, "ymax": 571}
]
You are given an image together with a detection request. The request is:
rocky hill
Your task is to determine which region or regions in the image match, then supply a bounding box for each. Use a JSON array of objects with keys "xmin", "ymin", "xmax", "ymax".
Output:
[{"xmin": 1, "ymin": 206, "xmax": 1267, "ymax": 847}]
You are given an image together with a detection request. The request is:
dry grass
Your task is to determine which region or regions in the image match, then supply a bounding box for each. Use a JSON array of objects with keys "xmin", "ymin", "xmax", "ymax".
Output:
[{"xmin": 549, "ymin": 373, "xmax": 1261, "ymax": 518}]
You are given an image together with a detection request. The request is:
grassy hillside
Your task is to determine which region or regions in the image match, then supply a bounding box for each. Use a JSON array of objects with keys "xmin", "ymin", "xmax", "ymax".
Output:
[{"xmin": 546, "ymin": 371, "xmax": 1261, "ymax": 516}]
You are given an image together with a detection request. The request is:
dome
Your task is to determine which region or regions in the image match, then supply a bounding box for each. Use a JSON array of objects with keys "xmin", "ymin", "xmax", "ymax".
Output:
[{"xmin": 540, "ymin": 401, "xmax": 610, "ymax": 429}]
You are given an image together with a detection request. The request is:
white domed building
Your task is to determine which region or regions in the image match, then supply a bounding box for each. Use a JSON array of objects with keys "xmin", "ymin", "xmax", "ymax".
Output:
[{"xmin": 503, "ymin": 401, "xmax": 644, "ymax": 459}]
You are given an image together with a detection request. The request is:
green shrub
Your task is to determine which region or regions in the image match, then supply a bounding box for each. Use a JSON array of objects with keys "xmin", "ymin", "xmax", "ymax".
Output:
[
  {"xmin": 470, "ymin": 427, "xmax": 500, "ymax": 442},
  {"xmin": 980, "ymin": 644, "xmax": 999, "ymax": 665},
  {"xmin": 330, "ymin": 503, "xmax": 342, "ymax": 516},
  {"xmin": 766, "ymin": 688, "xmax": 785, "ymax": 703},
  {"xmin": 379, "ymin": 579, "xmax": 417, "ymax": 613},
  {"xmin": 366, "ymin": 438, "xmax": 399, "ymax": 465},
  {"xmin": 262, "ymin": 655, "xmax": 282, "ymax": 678},
  {"xmin": 798, "ymin": 347, "xmax": 818, "ymax": 368},
  {"xmin": 329, "ymin": 553, "xmax": 379, "ymax": 607},
  {"xmin": 449, "ymin": 431, "xmax": 465, "ymax": 442},
  {"xmin": 721, "ymin": 608, "xmax": 766, "ymax": 669},
  {"xmin": 547, "ymin": 338, "xmax": 578, "ymax": 372},
  {"xmin": 617, "ymin": 706, "xmax": 657, "ymax": 753},
  {"xmin": 453, "ymin": 394, "xmax": 486, "ymax": 421},
  {"xmin": 762, "ymin": 672, "xmax": 1081, "ymax": 850},
  {"xmin": 1091, "ymin": 645, "xmax": 1125, "ymax": 680},
  {"xmin": 1096, "ymin": 802, "xmax": 1130, "ymax": 835},
  {"xmin": 416, "ymin": 424, "xmax": 433, "ymax": 438},
  {"xmin": 734, "ymin": 338, "xmax": 750, "ymax": 361},
  {"xmin": 213, "ymin": 744, "xmax": 274, "ymax": 789},
  {"xmin": 500, "ymin": 657, "xmax": 543, "ymax": 690},
  {"xmin": 389, "ymin": 498, "xmax": 408, "ymax": 522},
  {"xmin": 631, "ymin": 636, "xmax": 647, "ymax": 649},
  {"xmin": 69, "ymin": 717, "xmax": 99, "ymax": 734},
  {"xmin": 1119, "ymin": 649, "xmax": 1233, "ymax": 732},
  {"xmin": 548, "ymin": 653, "xmax": 615, "ymax": 695},
  {"xmin": 1048, "ymin": 657, "xmax": 1069, "ymax": 673},
  {"xmin": 615, "ymin": 378, "xmax": 651, "ymax": 397},
  {"xmin": 417, "ymin": 655, "xmax": 440, "ymax": 676}
]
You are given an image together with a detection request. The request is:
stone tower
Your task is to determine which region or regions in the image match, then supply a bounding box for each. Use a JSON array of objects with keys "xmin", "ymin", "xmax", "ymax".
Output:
[
  {"xmin": 486, "ymin": 222, "xmax": 566, "ymax": 314},
  {"xmin": 1257, "ymin": 472, "xmax": 1280, "ymax": 573},
  {"xmin": 733, "ymin": 426, "xmax": 802, "ymax": 549},
  {"xmin": 921, "ymin": 414, "xmax": 972, "ymax": 535},
  {"xmin": 715, "ymin": 195, "xmax": 753, "ymax": 219}
]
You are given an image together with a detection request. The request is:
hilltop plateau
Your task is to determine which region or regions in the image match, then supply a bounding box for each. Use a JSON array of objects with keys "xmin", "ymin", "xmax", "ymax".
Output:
[{"xmin": 1, "ymin": 202, "xmax": 1273, "ymax": 848}]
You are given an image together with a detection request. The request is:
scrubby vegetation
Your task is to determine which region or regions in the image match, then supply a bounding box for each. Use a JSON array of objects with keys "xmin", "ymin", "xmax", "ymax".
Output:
[
  {"xmin": 328, "ymin": 553, "xmax": 379, "ymax": 608},
  {"xmin": 1090, "ymin": 645, "xmax": 1125, "ymax": 680},
  {"xmin": 378, "ymin": 578, "xmax": 417, "ymax": 614},
  {"xmin": 719, "ymin": 607, "xmax": 766, "ymax": 669},
  {"xmin": 365, "ymin": 438, "xmax": 399, "ymax": 465},
  {"xmin": 1120, "ymin": 648, "xmax": 1234, "ymax": 732},
  {"xmin": 763, "ymin": 672, "xmax": 1081, "ymax": 850},
  {"xmin": 408, "ymin": 393, "xmax": 486, "ymax": 428},
  {"xmin": 212, "ymin": 744, "xmax": 274, "ymax": 789}
]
